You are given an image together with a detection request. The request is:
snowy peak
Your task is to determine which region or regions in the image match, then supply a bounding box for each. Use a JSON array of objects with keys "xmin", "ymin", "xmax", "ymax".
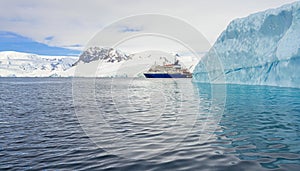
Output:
[{"xmin": 75, "ymin": 47, "xmax": 130, "ymax": 65}]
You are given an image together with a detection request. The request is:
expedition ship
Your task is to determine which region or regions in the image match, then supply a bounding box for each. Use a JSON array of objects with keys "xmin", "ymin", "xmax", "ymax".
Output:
[{"xmin": 144, "ymin": 59, "xmax": 192, "ymax": 78}]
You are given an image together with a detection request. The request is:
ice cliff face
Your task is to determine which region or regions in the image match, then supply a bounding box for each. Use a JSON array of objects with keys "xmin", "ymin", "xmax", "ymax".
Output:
[{"xmin": 193, "ymin": 2, "xmax": 300, "ymax": 88}]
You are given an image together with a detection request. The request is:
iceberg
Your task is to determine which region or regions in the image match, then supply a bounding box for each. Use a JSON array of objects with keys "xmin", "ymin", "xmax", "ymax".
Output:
[{"xmin": 193, "ymin": 2, "xmax": 300, "ymax": 88}]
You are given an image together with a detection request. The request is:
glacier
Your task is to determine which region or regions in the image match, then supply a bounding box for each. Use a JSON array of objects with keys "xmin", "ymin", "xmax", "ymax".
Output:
[
  {"xmin": 193, "ymin": 2, "xmax": 300, "ymax": 88},
  {"xmin": 0, "ymin": 51, "xmax": 78, "ymax": 77}
]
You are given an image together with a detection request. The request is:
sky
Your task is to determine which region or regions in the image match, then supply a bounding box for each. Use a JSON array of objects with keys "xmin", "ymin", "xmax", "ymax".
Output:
[
  {"xmin": 0, "ymin": 0, "xmax": 297, "ymax": 55},
  {"xmin": 0, "ymin": 31, "xmax": 79, "ymax": 55}
]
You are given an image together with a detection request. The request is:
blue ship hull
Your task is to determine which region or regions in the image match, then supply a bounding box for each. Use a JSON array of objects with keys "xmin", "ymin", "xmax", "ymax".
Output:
[{"xmin": 144, "ymin": 73, "xmax": 191, "ymax": 78}]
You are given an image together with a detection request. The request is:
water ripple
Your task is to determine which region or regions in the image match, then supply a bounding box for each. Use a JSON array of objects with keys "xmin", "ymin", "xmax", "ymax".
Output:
[{"xmin": 0, "ymin": 78, "xmax": 299, "ymax": 170}]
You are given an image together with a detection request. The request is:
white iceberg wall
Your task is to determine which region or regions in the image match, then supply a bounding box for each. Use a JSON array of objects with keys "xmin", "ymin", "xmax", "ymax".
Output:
[{"xmin": 193, "ymin": 2, "xmax": 300, "ymax": 88}]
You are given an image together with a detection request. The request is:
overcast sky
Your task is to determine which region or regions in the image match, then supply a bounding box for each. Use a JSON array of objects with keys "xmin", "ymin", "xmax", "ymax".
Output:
[{"xmin": 0, "ymin": 0, "xmax": 297, "ymax": 53}]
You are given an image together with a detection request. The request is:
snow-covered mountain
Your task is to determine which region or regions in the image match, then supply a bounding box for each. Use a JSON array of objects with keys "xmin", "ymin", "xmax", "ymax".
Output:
[
  {"xmin": 0, "ymin": 51, "xmax": 77, "ymax": 77},
  {"xmin": 74, "ymin": 47, "xmax": 130, "ymax": 65},
  {"xmin": 72, "ymin": 47, "xmax": 197, "ymax": 77},
  {"xmin": 72, "ymin": 47, "xmax": 132, "ymax": 77},
  {"xmin": 0, "ymin": 47, "xmax": 198, "ymax": 77},
  {"xmin": 193, "ymin": 1, "xmax": 300, "ymax": 88}
]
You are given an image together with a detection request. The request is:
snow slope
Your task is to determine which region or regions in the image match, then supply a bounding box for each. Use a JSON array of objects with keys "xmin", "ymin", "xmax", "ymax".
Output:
[
  {"xmin": 0, "ymin": 51, "xmax": 77, "ymax": 77},
  {"xmin": 0, "ymin": 47, "xmax": 199, "ymax": 77},
  {"xmin": 193, "ymin": 1, "xmax": 300, "ymax": 88},
  {"xmin": 73, "ymin": 47, "xmax": 198, "ymax": 77}
]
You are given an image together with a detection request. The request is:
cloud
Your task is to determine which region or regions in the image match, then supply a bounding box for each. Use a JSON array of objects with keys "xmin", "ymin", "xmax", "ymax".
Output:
[
  {"xmin": 44, "ymin": 36, "xmax": 54, "ymax": 41},
  {"xmin": 67, "ymin": 44, "xmax": 82, "ymax": 47},
  {"xmin": 0, "ymin": 0, "xmax": 297, "ymax": 53},
  {"xmin": 62, "ymin": 44, "xmax": 84, "ymax": 51},
  {"xmin": 119, "ymin": 26, "xmax": 142, "ymax": 33}
]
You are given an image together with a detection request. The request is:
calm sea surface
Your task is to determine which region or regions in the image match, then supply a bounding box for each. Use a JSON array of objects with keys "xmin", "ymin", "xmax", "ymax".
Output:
[{"xmin": 0, "ymin": 78, "xmax": 299, "ymax": 171}]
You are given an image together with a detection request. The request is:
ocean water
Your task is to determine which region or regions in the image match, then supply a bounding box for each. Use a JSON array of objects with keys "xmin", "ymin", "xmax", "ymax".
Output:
[{"xmin": 0, "ymin": 78, "xmax": 299, "ymax": 171}]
